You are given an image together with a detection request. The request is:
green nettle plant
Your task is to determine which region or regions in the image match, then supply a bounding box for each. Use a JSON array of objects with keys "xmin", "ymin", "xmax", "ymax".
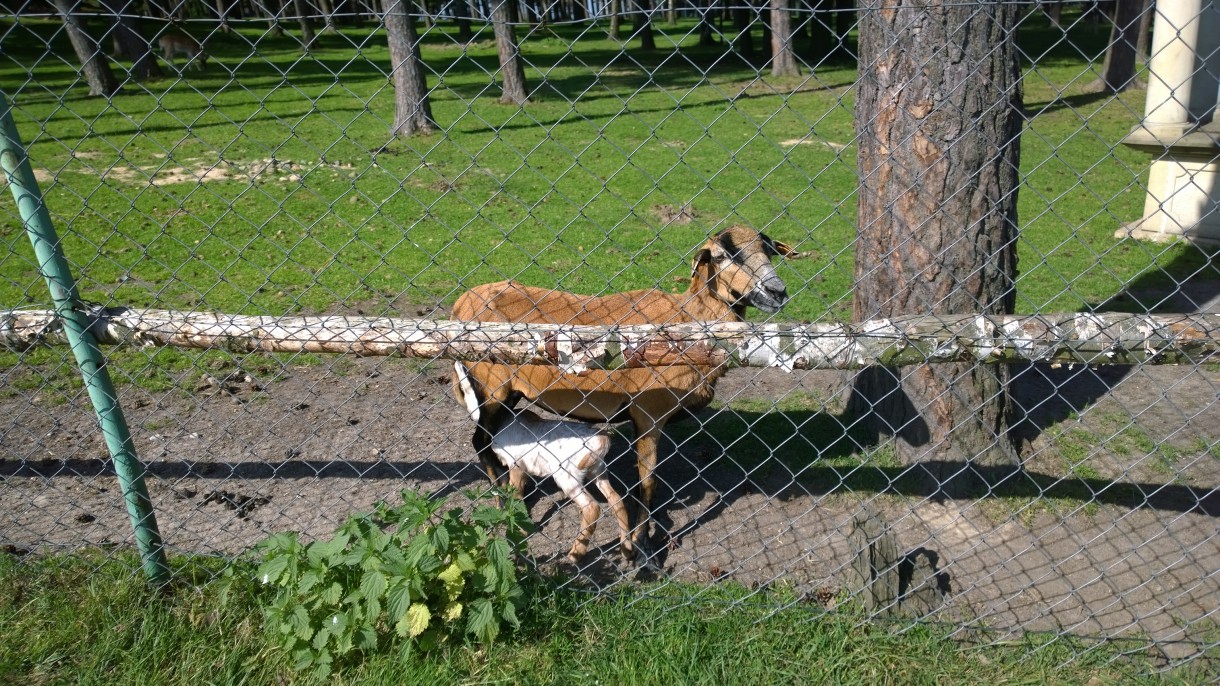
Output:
[{"xmin": 252, "ymin": 488, "xmax": 533, "ymax": 676}]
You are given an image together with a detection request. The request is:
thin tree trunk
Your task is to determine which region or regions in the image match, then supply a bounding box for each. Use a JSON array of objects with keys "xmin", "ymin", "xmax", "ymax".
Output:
[
  {"xmin": 806, "ymin": 0, "xmax": 835, "ymax": 57},
  {"xmin": 610, "ymin": 0, "xmax": 622, "ymax": 40},
  {"xmin": 214, "ymin": 0, "xmax": 233, "ymax": 32},
  {"xmin": 315, "ymin": 0, "xmax": 336, "ymax": 33},
  {"xmin": 770, "ymin": 0, "xmax": 797, "ymax": 76},
  {"xmin": 698, "ymin": 0, "xmax": 715, "ymax": 45},
  {"xmin": 101, "ymin": 0, "xmax": 164, "ymax": 80},
  {"xmin": 292, "ymin": 0, "xmax": 317, "ymax": 49},
  {"xmin": 834, "ymin": 0, "xmax": 852, "ymax": 43},
  {"xmin": 53, "ymin": 0, "xmax": 121, "ymax": 96},
  {"xmin": 850, "ymin": 1, "xmax": 1024, "ymax": 488},
  {"xmin": 1095, "ymin": 0, "xmax": 1143, "ymax": 93},
  {"xmin": 262, "ymin": 0, "xmax": 286, "ymax": 36},
  {"xmin": 633, "ymin": 0, "xmax": 655, "ymax": 50},
  {"xmin": 733, "ymin": 0, "xmax": 753, "ymax": 56},
  {"xmin": 492, "ymin": 0, "xmax": 529, "ymax": 103},
  {"xmin": 452, "ymin": 0, "xmax": 473, "ymax": 41},
  {"xmin": 1044, "ymin": 1, "xmax": 1061, "ymax": 27},
  {"xmin": 1135, "ymin": 0, "xmax": 1152, "ymax": 60},
  {"xmin": 383, "ymin": 0, "xmax": 436, "ymax": 136},
  {"xmin": 667, "ymin": 0, "xmax": 675, "ymax": 25}
]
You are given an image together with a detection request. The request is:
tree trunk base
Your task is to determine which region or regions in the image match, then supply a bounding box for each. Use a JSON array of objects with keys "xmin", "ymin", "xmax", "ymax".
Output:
[{"xmin": 846, "ymin": 509, "xmax": 949, "ymax": 617}]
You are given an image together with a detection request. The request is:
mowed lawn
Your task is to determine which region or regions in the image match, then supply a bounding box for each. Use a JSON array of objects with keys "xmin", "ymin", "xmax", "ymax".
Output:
[{"xmin": 0, "ymin": 13, "xmax": 1203, "ymax": 327}]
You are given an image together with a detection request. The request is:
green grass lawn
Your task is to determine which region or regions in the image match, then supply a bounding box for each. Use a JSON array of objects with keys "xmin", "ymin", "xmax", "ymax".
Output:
[
  {"xmin": 0, "ymin": 12, "xmax": 1205, "ymax": 327},
  {"xmin": 0, "ymin": 549, "xmax": 1203, "ymax": 685}
]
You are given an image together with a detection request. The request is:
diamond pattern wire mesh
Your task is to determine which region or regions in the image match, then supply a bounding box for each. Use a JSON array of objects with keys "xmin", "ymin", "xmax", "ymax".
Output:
[{"xmin": 0, "ymin": 0, "xmax": 1217, "ymax": 671}]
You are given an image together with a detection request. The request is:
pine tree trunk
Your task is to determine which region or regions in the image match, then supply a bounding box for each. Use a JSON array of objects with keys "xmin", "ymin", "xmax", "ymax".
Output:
[
  {"xmin": 214, "ymin": 0, "xmax": 233, "ymax": 32},
  {"xmin": 263, "ymin": 0, "xmax": 286, "ymax": 36},
  {"xmin": 383, "ymin": 0, "xmax": 437, "ymax": 136},
  {"xmin": 733, "ymin": 1, "xmax": 753, "ymax": 56},
  {"xmin": 492, "ymin": 0, "xmax": 529, "ymax": 103},
  {"xmin": 610, "ymin": 0, "xmax": 621, "ymax": 40},
  {"xmin": 834, "ymin": 0, "xmax": 853, "ymax": 42},
  {"xmin": 315, "ymin": 0, "xmax": 335, "ymax": 33},
  {"xmin": 101, "ymin": 0, "xmax": 163, "ymax": 80},
  {"xmin": 698, "ymin": 0, "xmax": 715, "ymax": 45},
  {"xmin": 293, "ymin": 0, "xmax": 317, "ymax": 49},
  {"xmin": 1135, "ymin": 0, "xmax": 1152, "ymax": 60},
  {"xmin": 452, "ymin": 0, "xmax": 473, "ymax": 42},
  {"xmin": 769, "ymin": 0, "xmax": 797, "ymax": 76},
  {"xmin": 633, "ymin": 0, "xmax": 655, "ymax": 49},
  {"xmin": 1096, "ymin": 0, "xmax": 1143, "ymax": 93},
  {"xmin": 850, "ymin": 1, "xmax": 1024, "ymax": 488},
  {"xmin": 1045, "ymin": 1, "xmax": 1061, "ymax": 27},
  {"xmin": 53, "ymin": 0, "xmax": 121, "ymax": 96}
]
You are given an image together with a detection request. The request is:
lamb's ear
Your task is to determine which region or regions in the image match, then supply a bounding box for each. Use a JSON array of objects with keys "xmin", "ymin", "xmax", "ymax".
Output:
[{"xmin": 763, "ymin": 235, "xmax": 815, "ymax": 260}]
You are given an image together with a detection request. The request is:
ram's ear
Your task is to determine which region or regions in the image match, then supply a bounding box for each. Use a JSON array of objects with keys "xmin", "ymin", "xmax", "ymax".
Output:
[
  {"xmin": 691, "ymin": 248, "xmax": 714, "ymax": 276},
  {"xmin": 763, "ymin": 235, "xmax": 815, "ymax": 260}
]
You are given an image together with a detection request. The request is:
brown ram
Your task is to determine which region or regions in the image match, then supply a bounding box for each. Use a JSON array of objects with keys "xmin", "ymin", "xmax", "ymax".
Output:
[{"xmin": 452, "ymin": 226, "xmax": 802, "ymax": 560}]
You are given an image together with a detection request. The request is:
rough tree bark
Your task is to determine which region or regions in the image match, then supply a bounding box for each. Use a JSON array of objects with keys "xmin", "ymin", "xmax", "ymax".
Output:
[
  {"xmin": 101, "ymin": 0, "xmax": 163, "ymax": 80},
  {"xmin": 1095, "ymin": 0, "xmax": 1145, "ymax": 93},
  {"xmin": 770, "ymin": 0, "xmax": 798, "ymax": 76},
  {"xmin": 53, "ymin": 0, "xmax": 121, "ymax": 96},
  {"xmin": 850, "ymin": 1, "xmax": 1024, "ymax": 485},
  {"xmin": 383, "ymin": 0, "xmax": 436, "ymax": 136},
  {"xmin": 492, "ymin": 0, "xmax": 529, "ymax": 104}
]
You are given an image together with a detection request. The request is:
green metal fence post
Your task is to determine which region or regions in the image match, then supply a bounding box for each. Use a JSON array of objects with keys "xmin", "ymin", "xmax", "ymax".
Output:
[{"xmin": 0, "ymin": 92, "xmax": 170, "ymax": 586}]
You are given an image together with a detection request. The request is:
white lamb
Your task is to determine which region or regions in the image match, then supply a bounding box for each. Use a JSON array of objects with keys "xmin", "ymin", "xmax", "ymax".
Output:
[{"xmin": 455, "ymin": 362, "xmax": 632, "ymax": 562}]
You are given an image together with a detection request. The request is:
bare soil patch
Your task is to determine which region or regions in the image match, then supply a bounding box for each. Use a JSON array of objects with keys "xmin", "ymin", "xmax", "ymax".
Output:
[{"xmin": 1, "ymin": 352, "xmax": 1216, "ymax": 664}]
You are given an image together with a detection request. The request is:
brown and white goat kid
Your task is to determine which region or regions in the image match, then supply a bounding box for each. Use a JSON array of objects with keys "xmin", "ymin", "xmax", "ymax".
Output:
[
  {"xmin": 455, "ymin": 362, "xmax": 632, "ymax": 563},
  {"xmin": 453, "ymin": 226, "xmax": 804, "ymax": 560}
]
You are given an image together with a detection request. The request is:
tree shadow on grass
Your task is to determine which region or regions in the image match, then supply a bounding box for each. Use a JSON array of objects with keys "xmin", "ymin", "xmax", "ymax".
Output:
[{"xmin": 1008, "ymin": 242, "xmax": 1220, "ymax": 449}]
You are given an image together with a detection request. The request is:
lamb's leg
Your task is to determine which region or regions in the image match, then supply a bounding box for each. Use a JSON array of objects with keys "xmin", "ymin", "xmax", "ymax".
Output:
[{"xmin": 594, "ymin": 475, "xmax": 633, "ymax": 561}]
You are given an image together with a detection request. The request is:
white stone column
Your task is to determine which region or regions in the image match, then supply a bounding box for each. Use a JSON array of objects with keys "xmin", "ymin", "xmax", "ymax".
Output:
[{"xmin": 1121, "ymin": 1, "xmax": 1220, "ymax": 245}]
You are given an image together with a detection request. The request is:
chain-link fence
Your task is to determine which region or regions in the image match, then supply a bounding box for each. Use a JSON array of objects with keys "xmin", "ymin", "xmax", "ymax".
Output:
[{"xmin": 1, "ymin": 0, "xmax": 1217, "ymax": 672}]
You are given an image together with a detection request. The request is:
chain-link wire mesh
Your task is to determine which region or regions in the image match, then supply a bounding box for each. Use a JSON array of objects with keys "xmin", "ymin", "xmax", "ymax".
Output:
[{"xmin": 1, "ymin": 0, "xmax": 1217, "ymax": 672}]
